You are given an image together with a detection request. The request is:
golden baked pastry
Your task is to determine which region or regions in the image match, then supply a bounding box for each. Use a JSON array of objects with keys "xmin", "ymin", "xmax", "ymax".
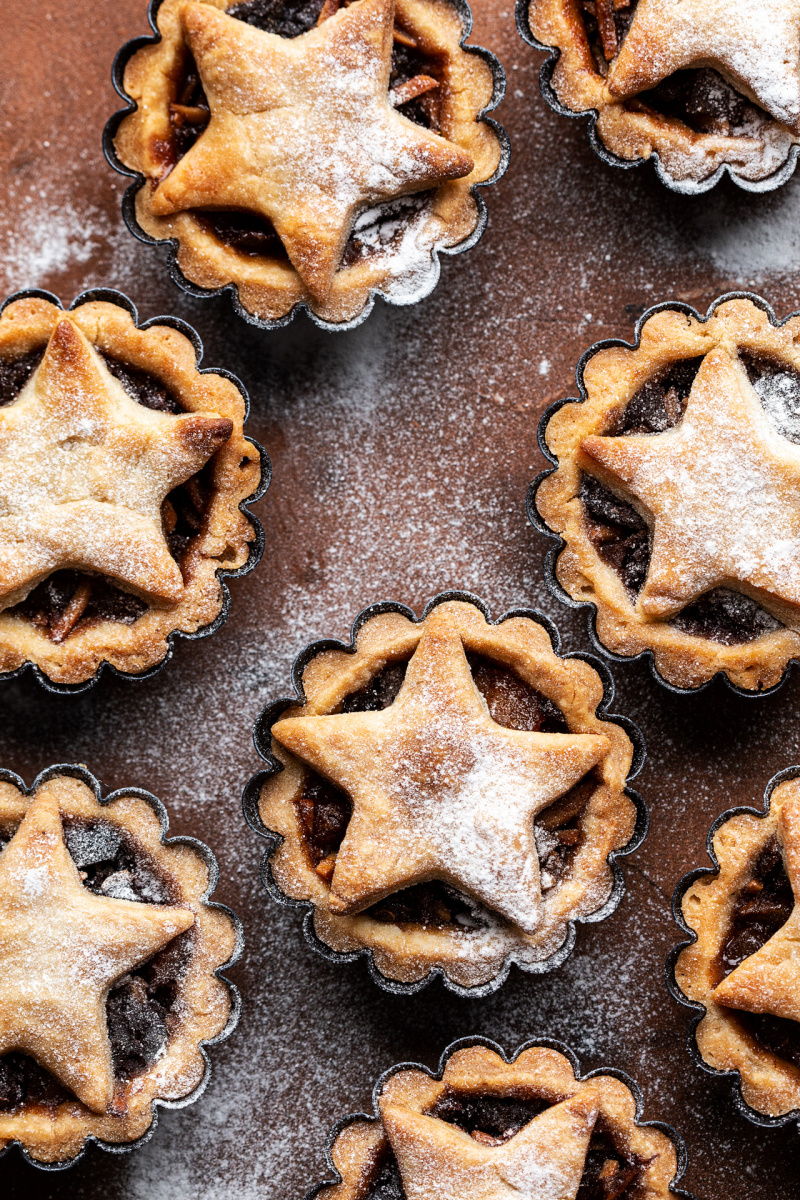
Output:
[
  {"xmin": 0, "ymin": 291, "xmax": 264, "ymax": 689},
  {"xmin": 533, "ymin": 295, "xmax": 800, "ymax": 693},
  {"xmin": 109, "ymin": 0, "xmax": 506, "ymax": 327},
  {"xmin": 311, "ymin": 1041, "xmax": 687, "ymax": 1200},
  {"xmin": 522, "ymin": 0, "xmax": 800, "ymax": 190},
  {"xmin": 249, "ymin": 595, "xmax": 643, "ymax": 993},
  {"xmin": 0, "ymin": 767, "xmax": 240, "ymax": 1165},
  {"xmin": 673, "ymin": 771, "xmax": 800, "ymax": 1123}
]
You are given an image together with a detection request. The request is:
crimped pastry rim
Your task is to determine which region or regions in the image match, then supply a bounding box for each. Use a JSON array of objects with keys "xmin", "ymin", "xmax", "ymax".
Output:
[
  {"xmin": 305, "ymin": 1036, "xmax": 696, "ymax": 1200},
  {"xmin": 0, "ymin": 762, "xmax": 243, "ymax": 1170},
  {"xmin": 0, "ymin": 286, "xmax": 269, "ymax": 693},
  {"xmin": 243, "ymin": 589, "xmax": 647, "ymax": 998},
  {"xmin": 103, "ymin": 0, "xmax": 509, "ymax": 332},
  {"xmin": 514, "ymin": 0, "xmax": 800, "ymax": 195},
  {"xmin": 528, "ymin": 291, "xmax": 800, "ymax": 696},
  {"xmin": 668, "ymin": 766, "xmax": 800, "ymax": 1130}
]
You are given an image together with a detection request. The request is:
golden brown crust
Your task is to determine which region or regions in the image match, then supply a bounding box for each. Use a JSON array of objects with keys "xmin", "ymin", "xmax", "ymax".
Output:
[
  {"xmin": 0, "ymin": 295, "xmax": 262, "ymax": 686},
  {"xmin": 526, "ymin": 0, "xmax": 800, "ymax": 188},
  {"xmin": 536, "ymin": 297, "xmax": 800, "ymax": 692},
  {"xmin": 257, "ymin": 598, "xmax": 637, "ymax": 991},
  {"xmin": 675, "ymin": 777, "xmax": 800, "ymax": 1120},
  {"xmin": 317, "ymin": 1044, "xmax": 681, "ymax": 1199},
  {"xmin": 113, "ymin": 0, "xmax": 502, "ymax": 326},
  {"xmin": 0, "ymin": 772, "xmax": 238, "ymax": 1164}
]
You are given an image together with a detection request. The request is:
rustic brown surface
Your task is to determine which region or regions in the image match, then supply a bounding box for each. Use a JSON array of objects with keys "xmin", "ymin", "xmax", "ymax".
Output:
[{"xmin": 2, "ymin": 0, "xmax": 800, "ymax": 1196}]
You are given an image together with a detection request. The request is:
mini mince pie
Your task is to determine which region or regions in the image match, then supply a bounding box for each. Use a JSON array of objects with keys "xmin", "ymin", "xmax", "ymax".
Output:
[
  {"xmin": 672, "ymin": 772, "xmax": 800, "ymax": 1124},
  {"xmin": 532, "ymin": 295, "xmax": 800, "ymax": 693},
  {"xmin": 248, "ymin": 595, "xmax": 643, "ymax": 993},
  {"xmin": 309, "ymin": 1040, "xmax": 689, "ymax": 1200},
  {"xmin": 0, "ymin": 768, "xmax": 240, "ymax": 1165},
  {"xmin": 522, "ymin": 0, "xmax": 800, "ymax": 190},
  {"xmin": 109, "ymin": 0, "xmax": 505, "ymax": 328},
  {"xmin": 0, "ymin": 292, "xmax": 263, "ymax": 688}
]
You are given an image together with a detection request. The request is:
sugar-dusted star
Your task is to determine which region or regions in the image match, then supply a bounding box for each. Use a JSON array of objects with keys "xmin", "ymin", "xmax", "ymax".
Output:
[
  {"xmin": 581, "ymin": 346, "xmax": 800, "ymax": 622},
  {"xmin": 713, "ymin": 797, "xmax": 800, "ymax": 1023},
  {"xmin": 380, "ymin": 1091, "xmax": 599, "ymax": 1200},
  {"xmin": 151, "ymin": 0, "xmax": 474, "ymax": 302},
  {"xmin": 0, "ymin": 785, "xmax": 194, "ymax": 1113},
  {"xmin": 272, "ymin": 618, "xmax": 609, "ymax": 932},
  {"xmin": 0, "ymin": 317, "xmax": 232, "ymax": 611},
  {"xmin": 606, "ymin": 0, "xmax": 800, "ymax": 133}
]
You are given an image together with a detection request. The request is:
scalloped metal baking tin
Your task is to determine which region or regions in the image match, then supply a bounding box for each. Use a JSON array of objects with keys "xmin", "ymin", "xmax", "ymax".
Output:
[
  {"xmin": 306, "ymin": 1034, "xmax": 697, "ymax": 1199},
  {"xmin": 528, "ymin": 290, "xmax": 800, "ymax": 699},
  {"xmin": 243, "ymin": 588, "xmax": 648, "ymax": 999},
  {"xmin": 0, "ymin": 761, "xmax": 244, "ymax": 1171},
  {"xmin": 103, "ymin": 0, "xmax": 510, "ymax": 333},
  {"xmin": 667, "ymin": 765, "xmax": 800, "ymax": 1134},
  {"xmin": 0, "ymin": 286, "xmax": 270, "ymax": 695},
  {"xmin": 513, "ymin": 0, "xmax": 800, "ymax": 196}
]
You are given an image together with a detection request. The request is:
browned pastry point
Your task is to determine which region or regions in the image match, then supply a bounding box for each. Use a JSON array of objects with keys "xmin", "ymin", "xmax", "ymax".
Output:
[
  {"xmin": 316, "ymin": 1044, "xmax": 682, "ymax": 1200},
  {"xmin": 675, "ymin": 775, "xmax": 800, "ymax": 1119},
  {"xmin": 258, "ymin": 598, "xmax": 637, "ymax": 990},
  {"xmin": 0, "ymin": 294, "xmax": 262, "ymax": 686},
  {"xmin": 535, "ymin": 297, "xmax": 800, "ymax": 691},
  {"xmin": 527, "ymin": 0, "xmax": 800, "ymax": 185},
  {"xmin": 113, "ymin": 0, "xmax": 502, "ymax": 324},
  {"xmin": 0, "ymin": 772, "xmax": 238, "ymax": 1164}
]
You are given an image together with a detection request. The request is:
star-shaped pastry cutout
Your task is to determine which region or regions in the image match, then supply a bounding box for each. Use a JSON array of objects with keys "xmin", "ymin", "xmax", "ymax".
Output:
[
  {"xmin": 606, "ymin": 0, "xmax": 800, "ymax": 134},
  {"xmin": 581, "ymin": 346, "xmax": 800, "ymax": 622},
  {"xmin": 0, "ymin": 786, "xmax": 194, "ymax": 1113},
  {"xmin": 0, "ymin": 318, "xmax": 232, "ymax": 611},
  {"xmin": 712, "ymin": 797, "xmax": 800, "ymax": 1024},
  {"xmin": 272, "ymin": 621, "xmax": 609, "ymax": 933},
  {"xmin": 380, "ymin": 1092, "xmax": 599, "ymax": 1200},
  {"xmin": 151, "ymin": 0, "xmax": 474, "ymax": 302}
]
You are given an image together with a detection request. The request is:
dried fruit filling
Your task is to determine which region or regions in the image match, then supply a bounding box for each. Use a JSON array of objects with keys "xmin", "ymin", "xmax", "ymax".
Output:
[
  {"xmin": 166, "ymin": 0, "xmax": 445, "ymax": 264},
  {"xmin": 580, "ymin": 0, "xmax": 778, "ymax": 140},
  {"xmin": 580, "ymin": 353, "xmax": 793, "ymax": 645},
  {"xmin": 363, "ymin": 1094, "xmax": 644, "ymax": 1199},
  {"xmin": 717, "ymin": 837, "xmax": 800, "ymax": 1070},
  {"xmin": 0, "ymin": 818, "xmax": 189, "ymax": 1111},
  {"xmin": 293, "ymin": 652, "xmax": 593, "ymax": 922},
  {"xmin": 0, "ymin": 348, "xmax": 216, "ymax": 642}
]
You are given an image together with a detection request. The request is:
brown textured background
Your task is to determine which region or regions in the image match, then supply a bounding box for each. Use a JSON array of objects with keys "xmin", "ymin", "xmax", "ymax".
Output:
[{"xmin": 2, "ymin": 0, "xmax": 800, "ymax": 1195}]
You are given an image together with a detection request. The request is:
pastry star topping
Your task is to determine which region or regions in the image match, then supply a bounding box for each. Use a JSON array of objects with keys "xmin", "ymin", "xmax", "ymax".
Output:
[
  {"xmin": 151, "ymin": 0, "xmax": 474, "ymax": 302},
  {"xmin": 581, "ymin": 346, "xmax": 800, "ymax": 622},
  {"xmin": 272, "ymin": 621, "xmax": 609, "ymax": 932},
  {"xmin": 0, "ymin": 787, "xmax": 194, "ymax": 1114},
  {"xmin": 713, "ymin": 798, "xmax": 800, "ymax": 1024},
  {"xmin": 606, "ymin": 0, "xmax": 800, "ymax": 133},
  {"xmin": 380, "ymin": 1092, "xmax": 599, "ymax": 1200},
  {"xmin": 0, "ymin": 318, "xmax": 233, "ymax": 611}
]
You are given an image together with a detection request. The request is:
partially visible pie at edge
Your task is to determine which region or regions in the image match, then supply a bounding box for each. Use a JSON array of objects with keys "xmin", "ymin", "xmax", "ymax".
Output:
[
  {"xmin": 313, "ymin": 1043, "xmax": 683, "ymax": 1200},
  {"xmin": 675, "ymin": 774, "xmax": 800, "ymax": 1120},
  {"xmin": 526, "ymin": 0, "xmax": 800, "ymax": 186},
  {"xmin": 113, "ymin": 0, "xmax": 503, "ymax": 325},
  {"xmin": 0, "ymin": 294, "xmax": 262, "ymax": 686},
  {"xmin": 535, "ymin": 296, "xmax": 800, "ymax": 691},
  {"xmin": 0, "ymin": 771, "xmax": 238, "ymax": 1164}
]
